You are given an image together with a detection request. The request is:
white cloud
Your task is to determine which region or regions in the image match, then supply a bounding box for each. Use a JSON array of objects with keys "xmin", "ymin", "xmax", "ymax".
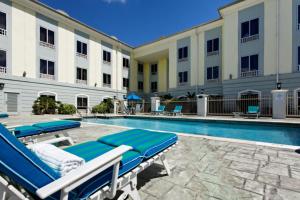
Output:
[{"xmin": 102, "ymin": 0, "xmax": 127, "ymax": 4}]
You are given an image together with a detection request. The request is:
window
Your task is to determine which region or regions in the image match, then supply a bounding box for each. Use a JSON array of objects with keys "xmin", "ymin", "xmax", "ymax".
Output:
[
  {"xmin": 298, "ymin": 5, "xmax": 300, "ymax": 29},
  {"xmin": 123, "ymin": 78, "xmax": 129, "ymax": 88},
  {"xmin": 76, "ymin": 41, "xmax": 87, "ymax": 57},
  {"xmin": 298, "ymin": 47, "xmax": 300, "ymax": 71},
  {"xmin": 40, "ymin": 94, "xmax": 55, "ymax": 101},
  {"xmin": 151, "ymin": 82, "xmax": 157, "ymax": 92},
  {"xmin": 0, "ymin": 11, "xmax": 6, "ymax": 35},
  {"xmin": 207, "ymin": 38, "xmax": 219, "ymax": 55},
  {"xmin": 241, "ymin": 18, "xmax": 259, "ymax": 42},
  {"xmin": 77, "ymin": 97, "xmax": 88, "ymax": 109},
  {"xmin": 151, "ymin": 64, "xmax": 158, "ymax": 75},
  {"xmin": 123, "ymin": 58, "xmax": 130, "ymax": 68},
  {"xmin": 0, "ymin": 50, "xmax": 6, "ymax": 73},
  {"xmin": 103, "ymin": 50, "xmax": 111, "ymax": 63},
  {"xmin": 76, "ymin": 68, "xmax": 87, "ymax": 84},
  {"xmin": 178, "ymin": 46, "xmax": 188, "ymax": 60},
  {"xmin": 241, "ymin": 54, "xmax": 259, "ymax": 77},
  {"xmin": 207, "ymin": 66, "xmax": 219, "ymax": 80},
  {"xmin": 178, "ymin": 71, "xmax": 188, "ymax": 84},
  {"xmin": 40, "ymin": 59, "xmax": 55, "ymax": 79},
  {"xmin": 138, "ymin": 64, "xmax": 143, "ymax": 73},
  {"xmin": 138, "ymin": 81, "xmax": 143, "ymax": 91},
  {"xmin": 40, "ymin": 27, "xmax": 55, "ymax": 47},
  {"xmin": 103, "ymin": 73, "xmax": 111, "ymax": 86}
]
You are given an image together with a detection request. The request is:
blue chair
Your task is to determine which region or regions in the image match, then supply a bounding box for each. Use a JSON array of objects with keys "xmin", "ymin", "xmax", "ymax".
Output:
[
  {"xmin": 246, "ymin": 106, "xmax": 260, "ymax": 118},
  {"xmin": 170, "ymin": 105, "xmax": 183, "ymax": 116},
  {"xmin": 152, "ymin": 105, "xmax": 166, "ymax": 115},
  {"xmin": 0, "ymin": 124, "xmax": 178, "ymax": 200}
]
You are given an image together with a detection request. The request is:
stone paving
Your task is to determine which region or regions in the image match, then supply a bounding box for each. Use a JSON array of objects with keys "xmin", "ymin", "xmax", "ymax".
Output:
[{"xmin": 2, "ymin": 115, "xmax": 300, "ymax": 199}]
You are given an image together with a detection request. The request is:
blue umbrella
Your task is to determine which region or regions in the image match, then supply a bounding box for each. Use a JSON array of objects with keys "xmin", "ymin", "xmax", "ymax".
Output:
[{"xmin": 127, "ymin": 92, "xmax": 141, "ymax": 101}]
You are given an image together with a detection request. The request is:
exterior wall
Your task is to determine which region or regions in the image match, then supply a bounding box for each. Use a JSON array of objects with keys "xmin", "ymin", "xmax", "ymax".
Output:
[
  {"xmin": 0, "ymin": 0, "xmax": 11, "ymax": 74},
  {"xmin": 292, "ymin": 0, "xmax": 300, "ymax": 73},
  {"xmin": 238, "ymin": 3, "xmax": 264, "ymax": 77},
  {"xmin": 168, "ymin": 42, "xmax": 177, "ymax": 89},
  {"xmin": 143, "ymin": 63, "xmax": 150, "ymax": 93},
  {"xmin": 176, "ymin": 37, "xmax": 191, "ymax": 87},
  {"xmin": 121, "ymin": 50, "xmax": 130, "ymax": 91},
  {"xmin": 129, "ymin": 59, "xmax": 138, "ymax": 91}
]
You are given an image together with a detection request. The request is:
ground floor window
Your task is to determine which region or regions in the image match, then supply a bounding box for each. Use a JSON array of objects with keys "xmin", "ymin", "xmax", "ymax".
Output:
[
  {"xmin": 40, "ymin": 95, "xmax": 55, "ymax": 101},
  {"xmin": 151, "ymin": 82, "xmax": 157, "ymax": 92},
  {"xmin": 138, "ymin": 81, "xmax": 143, "ymax": 91},
  {"xmin": 0, "ymin": 50, "xmax": 6, "ymax": 73},
  {"xmin": 77, "ymin": 96, "xmax": 88, "ymax": 109}
]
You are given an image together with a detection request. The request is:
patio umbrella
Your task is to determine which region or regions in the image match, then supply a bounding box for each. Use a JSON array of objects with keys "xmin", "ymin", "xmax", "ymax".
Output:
[{"xmin": 127, "ymin": 92, "xmax": 141, "ymax": 101}]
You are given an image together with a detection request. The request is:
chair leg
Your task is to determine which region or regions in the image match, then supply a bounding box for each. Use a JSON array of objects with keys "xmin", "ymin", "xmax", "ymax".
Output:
[
  {"xmin": 160, "ymin": 155, "xmax": 171, "ymax": 176},
  {"xmin": 118, "ymin": 177, "xmax": 141, "ymax": 200}
]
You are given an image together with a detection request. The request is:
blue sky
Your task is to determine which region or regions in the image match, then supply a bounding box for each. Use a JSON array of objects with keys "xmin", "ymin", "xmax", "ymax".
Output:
[{"xmin": 40, "ymin": 0, "xmax": 233, "ymax": 47}]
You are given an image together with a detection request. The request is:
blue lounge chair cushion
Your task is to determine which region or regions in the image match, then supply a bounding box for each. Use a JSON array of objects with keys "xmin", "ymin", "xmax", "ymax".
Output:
[
  {"xmin": 173, "ymin": 106, "xmax": 182, "ymax": 113},
  {"xmin": 13, "ymin": 126, "xmax": 43, "ymax": 138},
  {"xmin": 98, "ymin": 129, "xmax": 178, "ymax": 159},
  {"xmin": 248, "ymin": 106, "xmax": 259, "ymax": 114},
  {"xmin": 0, "ymin": 113, "xmax": 8, "ymax": 118},
  {"xmin": 157, "ymin": 105, "xmax": 165, "ymax": 112},
  {"xmin": 0, "ymin": 124, "xmax": 60, "ymax": 196},
  {"xmin": 65, "ymin": 141, "xmax": 143, "ymax": 199},
  {"xmin": 33, "ymin": 120, "xmax": 80, "ymax": 133}
]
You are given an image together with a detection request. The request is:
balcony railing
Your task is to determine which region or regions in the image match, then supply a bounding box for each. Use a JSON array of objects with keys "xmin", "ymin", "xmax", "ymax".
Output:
[
  {"xmin": 0, "ymin": 28, "xmax": 7, "ymax": 36},
  {"xmin": 241, "ymin": 34, "xmax": 259, "ymax": 43},
  {"xmin": 0, "ymin": 66, "xmax": 7, "ymax": 74},
  {"xmin": 103, "ymin": 83, "xmax": 111, "ymax": 88},
  {"xmin": 40, "ymin": 73, "xmax": 55, "ymax": 80},
  {"xmin": 207, "ymin": 50, "xmax": 219, "ymax": 56},
  {"xmin": 76, "ymin": 52, "xmax": 87, "ymax": 59},
  {"xmin": 76, "ymin": 79, "xmax": 87, "ymax": 85},
  {"xmin": 39, "ymin": 41, "xmax": 55, "ymax": 49},
  {"xmin": 241, "ymin": 70, "xmax": 259, "ymax": 78}
]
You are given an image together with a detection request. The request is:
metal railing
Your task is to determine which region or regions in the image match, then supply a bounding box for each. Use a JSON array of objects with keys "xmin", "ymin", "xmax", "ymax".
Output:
[
  {"xmin": 40, "ymin": 41, "xmax": 55, "ymax": 49},
  {"xmin": 0, "ymin": 66, "xmax": 7, "ymax": 74},
  {"xmin": 0, "ymin": 28, "xmax": 6, "ymax": 36},
  {"xmin": 76, "ymin": 79, "xmax": 87, "ymax": 85},
  {"xmin": 40, "ymin": 73, "xmax": 55, "ymax": 80},
  {"xmin": 241, "ymin": 70, "xmax": 259, "ymax": 78},
  {"xmin": 207, "ymin": 97, "xmax": 272, "ymax": 116},
  {"xmin": 287, "ymin": 96, "xmax": 300, "ymax": 117},
  {"xmin": 241, "ymin": 34, "xmax": 259, "ymax": 43},
  {"xmin": 207, "ymin": 50, "xmax": 219, "ymax": 56},
  {"xmin": 76, "ymin": 52, "xmax": 87, "ymax": 59}
]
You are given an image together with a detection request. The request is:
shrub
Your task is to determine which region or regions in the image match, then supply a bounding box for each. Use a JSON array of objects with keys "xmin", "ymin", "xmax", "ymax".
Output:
[
  {"xmin": 92, "ymin": 98, "xmax": 114, "ymax": 114},
  {"xmin": 32, "ymin": 96, "xmax": 59, "ymax": 115},
  {"xmin": 58, "ymin": 103, "xmax": 76, "ymax": 115}
]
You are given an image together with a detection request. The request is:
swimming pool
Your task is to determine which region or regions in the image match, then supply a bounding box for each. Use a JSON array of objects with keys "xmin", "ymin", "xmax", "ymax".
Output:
[{"xmin": 83, "ymin": 117, "xmax": 300, "ymax": 146}]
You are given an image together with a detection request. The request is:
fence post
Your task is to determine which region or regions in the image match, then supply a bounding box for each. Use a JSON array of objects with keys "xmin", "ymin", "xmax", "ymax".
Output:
[
  {"xmin": 271, "ymin": 90, "xmax": 288, "ymax": 119},
  {"xmin": 197, "ymin": 94, "xmax": 208, "ymax": 117},
  {"xmin": 151, "ymin": 97, "xmax": 160, "ymax": 112}
]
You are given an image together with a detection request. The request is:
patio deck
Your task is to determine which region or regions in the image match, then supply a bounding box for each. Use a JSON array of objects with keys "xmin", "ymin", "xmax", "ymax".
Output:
[{"xmin": 1, "ymin": 115, "xmax": 300, "ymax": 199}]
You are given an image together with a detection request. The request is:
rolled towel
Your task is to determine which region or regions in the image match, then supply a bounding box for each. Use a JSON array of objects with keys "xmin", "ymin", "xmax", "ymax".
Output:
[{"xmin": 30, "ymin": 143, "xmax": 85, "ymax": 176}]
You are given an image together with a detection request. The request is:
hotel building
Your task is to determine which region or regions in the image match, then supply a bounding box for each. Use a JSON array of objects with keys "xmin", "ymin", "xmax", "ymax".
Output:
[{"xmin": 0, "ymin": 0, "xmax": 299, "ymax": 114}]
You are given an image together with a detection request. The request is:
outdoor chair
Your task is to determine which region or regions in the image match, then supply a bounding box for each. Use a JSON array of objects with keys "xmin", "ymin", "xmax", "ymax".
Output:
[
  {"xmin": 9, "ymin": 120, "xmax": 81, "ymax": 144},
  {"xmin": 245, "ymin": 106, "xmax": 260, "ymax": 118},
  {"xmin": 152, "ymin": 105, "xmax": 166, "ymax": 115},
  {"xmin": 0, "ymin": 124, "xmax": 177, "ymax": 200},
  {"xmin": 169, "ymin": 105, "xmax": 183, "ymax": 116}
]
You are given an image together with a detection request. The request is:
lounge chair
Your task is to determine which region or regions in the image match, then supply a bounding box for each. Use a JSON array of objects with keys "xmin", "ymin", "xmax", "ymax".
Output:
[
  {"xmin": 0, "ymin": 113, "xmax": 8, "ymax": 118},
  {"xmin": 245, "ymin": 106, "xmax": 260, "ymax": 118},
  {"xmin": 169, "ymin": 105, "xmax": 183, "ymax": 116},
  {"xmin": 152, "ymin": 105, "xmax": 166, "ymax": 115},
  {"xmin": 0, "ymin": 125, "xmax": 178, "ymax": 200},
  {"xmin": 10, "ymin": 120, "xmax": 81, "ymax": 144}
]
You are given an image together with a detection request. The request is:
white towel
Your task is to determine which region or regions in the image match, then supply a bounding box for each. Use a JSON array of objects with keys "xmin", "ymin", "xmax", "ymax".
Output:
[{"xmin": 30, "ymin": 143, "xmax": 85, "ymax": 176}]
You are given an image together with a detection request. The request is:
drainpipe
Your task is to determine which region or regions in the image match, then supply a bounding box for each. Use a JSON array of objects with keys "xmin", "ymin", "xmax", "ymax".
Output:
[{"xmin": 276, "ymin": 0, "xmax": 280, "ymax": 84}]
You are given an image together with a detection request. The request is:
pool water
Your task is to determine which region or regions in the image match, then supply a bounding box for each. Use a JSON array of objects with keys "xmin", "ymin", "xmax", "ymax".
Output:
[{"xmin": 83, "ymin": 117, "xmax": 300, "ymax": 146}]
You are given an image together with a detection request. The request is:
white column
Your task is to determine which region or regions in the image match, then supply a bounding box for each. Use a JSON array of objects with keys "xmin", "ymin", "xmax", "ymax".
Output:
[
  {"xmin": 197, "ymin": 94, "xmax": 208, "ymax": 117},
  {"xmin": 151, "ymin": 97, "xmax": 160, "ymax": 112},
  {"xmin": 271, "ymin": 90, "xmax": 288, "ymax": 119}
]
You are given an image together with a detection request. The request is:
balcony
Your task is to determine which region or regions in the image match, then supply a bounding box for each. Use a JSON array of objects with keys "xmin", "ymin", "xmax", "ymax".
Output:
[
  {"xmin": 241, "ymin": 34, "xmax": 259, "ymax": 43},
  {"xmin": 76, "ymin": 52, "xmax": 87, "ymax": 59},
  {"xmin": 0, "ymin": 28, "xmax": 7, "ymax": 36},
  {"xmin": 241, "ymin": 70, "xmax": 259, "ymax": 78},
  {"xmin": 40, "ymin": 73, "xmax": 55, "ymax": 80},
  {"xmin": 39, "ymin": 41, "xmax": 55, "ymax": 49},
  {"xmin": 76, "ymin": 79, "xmax": 87, "ymax": 85},
  {"xmin": 207, "ymin": 50, "xmax": 219, "ymax": 57},
  {"xmin": 0, "ymin": 66, "xmax": 7, "ymax": 74}
]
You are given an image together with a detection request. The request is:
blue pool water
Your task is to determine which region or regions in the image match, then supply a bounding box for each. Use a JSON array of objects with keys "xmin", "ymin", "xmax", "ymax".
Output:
[{"xmin": 83, "ymin": 117, "xmax": 300, "ymax": 146}]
